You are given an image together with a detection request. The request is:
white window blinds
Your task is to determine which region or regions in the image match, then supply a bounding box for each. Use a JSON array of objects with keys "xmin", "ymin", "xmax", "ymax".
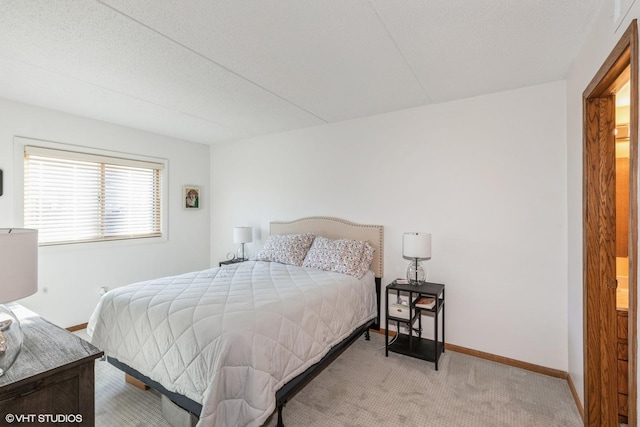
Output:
[{"xmin": 24, "ymin": 146, "xmax": 163, "ymax": 245}]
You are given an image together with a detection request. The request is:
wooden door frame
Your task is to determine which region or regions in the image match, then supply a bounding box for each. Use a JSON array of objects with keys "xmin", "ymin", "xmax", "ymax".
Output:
[{"xmin": 584, "ymin": 20, "xmax": 638, "ymax": 426}]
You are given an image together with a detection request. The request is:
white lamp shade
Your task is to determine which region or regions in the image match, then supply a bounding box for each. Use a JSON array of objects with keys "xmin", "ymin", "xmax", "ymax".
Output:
[
  {"xmin": 403, "ymin": 232, "xmax": 431, "ymax": 260},
  {"xmin": 0, "ymin": 229, "xmax": 38, "ymax": 304},
  {"xmin": 233, "ymin": 227, "xmax": 253, "ymax": 244}
]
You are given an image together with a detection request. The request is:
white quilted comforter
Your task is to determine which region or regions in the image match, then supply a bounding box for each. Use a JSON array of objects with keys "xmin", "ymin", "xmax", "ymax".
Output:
[{"xmin": 87, "ymin": 261, "xmax": 377, "ymax": 427}]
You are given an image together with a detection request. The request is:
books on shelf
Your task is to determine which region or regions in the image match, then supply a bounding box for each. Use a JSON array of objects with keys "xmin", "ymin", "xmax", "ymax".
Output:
[{"xmin": 415, "ymin": 296, "xmax": 436, "ymax": 310}]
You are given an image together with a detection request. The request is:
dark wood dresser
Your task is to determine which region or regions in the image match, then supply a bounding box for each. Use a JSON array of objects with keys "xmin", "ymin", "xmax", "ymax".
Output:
[{"xmin": 0, "ymin": 305, "xmax": 103, "ymax": 426}]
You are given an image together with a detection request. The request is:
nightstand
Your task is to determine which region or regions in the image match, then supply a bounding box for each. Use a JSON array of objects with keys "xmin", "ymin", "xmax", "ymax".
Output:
[
  {"xmin": 219, "ymin": 258, "xmax": 248, "ymax": 267},
  {"xmin": 0, "ymin": 305, "xmax": 103, "ymax": 425},
  {"xmin": 385, "ymin": 279, "xmax": 445, "ymax": 370}
]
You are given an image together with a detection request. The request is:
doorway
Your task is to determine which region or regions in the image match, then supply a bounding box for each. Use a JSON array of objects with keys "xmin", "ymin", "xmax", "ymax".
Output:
[{"xmin": 583, "ymin": 20, "xmax": 638, "ymax": 426}]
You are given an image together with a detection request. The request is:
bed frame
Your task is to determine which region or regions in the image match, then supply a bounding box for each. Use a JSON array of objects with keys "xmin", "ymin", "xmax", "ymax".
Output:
[{"xmin": 109, "ymin": 216, "xmax": 384, "ymax": 427}]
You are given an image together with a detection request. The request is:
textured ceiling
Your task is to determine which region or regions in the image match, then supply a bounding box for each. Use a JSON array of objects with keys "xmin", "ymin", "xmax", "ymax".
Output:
[{"xmin": 0, "ymin": 0, "xmax": 604, "ymax": 144}]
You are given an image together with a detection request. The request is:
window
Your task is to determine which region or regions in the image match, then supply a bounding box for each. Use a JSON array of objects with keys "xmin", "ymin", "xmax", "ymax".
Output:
[{"xmin": 24, "ymin": 145, "xmax": 164, "ymax": 245}]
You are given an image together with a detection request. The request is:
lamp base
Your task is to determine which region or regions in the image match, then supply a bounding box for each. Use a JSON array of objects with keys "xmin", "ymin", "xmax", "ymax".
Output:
[
  {"xmin": 236, "ymin": 243, "xmax": 250, "ymax": 261},
  {"xmin": 406, "ymin": 260, "xmax": 426, "ymax": 285},
  {"xmin": 0, "ymin": 304, "xmax": 23, "ymax": 376}
]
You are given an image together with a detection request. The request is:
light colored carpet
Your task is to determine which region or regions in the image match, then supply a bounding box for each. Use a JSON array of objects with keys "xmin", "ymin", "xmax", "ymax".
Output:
[
  {"xmin": 95, "ymin": 359, "xmax": 172, "ymax": 427},
  {"xmin": 90, "ymin": 332, "xmax": 582, "ymax": 426}
]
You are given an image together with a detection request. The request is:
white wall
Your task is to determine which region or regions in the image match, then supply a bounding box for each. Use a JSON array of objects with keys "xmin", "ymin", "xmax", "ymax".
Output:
[
  {"xmin": 211, "ymin": 81, "xmax": 568, "ymax": 370},
  {"xmin": 565, "ymin": 3, "xmax": 640, "ymax": 406},
  {"xmin": 0, "ymin": 97, "xmax": 211, "ymax": 327}
]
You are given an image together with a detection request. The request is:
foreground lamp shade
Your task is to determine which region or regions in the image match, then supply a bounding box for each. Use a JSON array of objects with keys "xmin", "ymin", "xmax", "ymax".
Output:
[
  {"xmin": 403, "ymin": 232, "xmax": 431, "ymax": 284},
  {"xmin": 0, "ymin": 229, "xmax": 38, "ymax": 303},
  {"xmin": 233, "ymin": 227, "xmax": 253, "ymax": 261},
  {"xmin": 0, "ymin": 228, "xmax": 38, "ymax": 376}
]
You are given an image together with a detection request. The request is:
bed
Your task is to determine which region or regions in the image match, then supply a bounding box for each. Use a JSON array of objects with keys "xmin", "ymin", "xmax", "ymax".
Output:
[{"xmin": 87, "ymin": 217, "xmax": 384, "ymax": 427}]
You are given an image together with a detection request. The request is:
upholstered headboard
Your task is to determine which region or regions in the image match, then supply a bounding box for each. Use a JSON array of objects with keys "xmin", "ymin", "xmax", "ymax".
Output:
[{"xmin": 270, "ymin": 216, "xmax": 384, "ymax": 278}]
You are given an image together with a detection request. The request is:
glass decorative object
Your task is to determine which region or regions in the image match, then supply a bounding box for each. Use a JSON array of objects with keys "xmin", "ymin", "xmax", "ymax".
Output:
[
  {"xmin": 406, "ymin": 260, "xmax": 426, "ymax": 284},
  {"xmin": 236, "ymin": 244, "xmax": 250, "ymax": 261},
  {"xmin": 0, "ymin": 307, "xmax": 22, "ymax": 376}
]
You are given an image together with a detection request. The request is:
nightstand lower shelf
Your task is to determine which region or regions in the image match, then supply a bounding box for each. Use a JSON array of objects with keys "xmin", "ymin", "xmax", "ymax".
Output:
[{"xmin": 388, "ymin": 334, "xmax": 444, "ymax": 364}]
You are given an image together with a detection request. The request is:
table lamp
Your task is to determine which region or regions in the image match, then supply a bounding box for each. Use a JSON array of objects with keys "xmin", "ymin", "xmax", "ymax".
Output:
[
  {"xmin": 233, "ymin": 227, "xmax": 253, "ymax": 261},
  {"xmin": 403, "ymin": 232, "xmax": 431, "ymax": 284},
  {"xmin": 0, "ymin": 228, "xmax": 38, "ymax": 376}
]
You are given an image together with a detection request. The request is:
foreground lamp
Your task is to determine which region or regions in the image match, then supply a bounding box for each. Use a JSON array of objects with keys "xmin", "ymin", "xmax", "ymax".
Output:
[
  {"xmin": 233, "ymin": 227, "xmax": 253, "ymax": 261},
  {"xmin": 0, "ymin": 228, "xmax": 38, "ymax": 376},
  {"xmin": 403, "ymin": 232, "xmax": 431, "ymax": 285}
]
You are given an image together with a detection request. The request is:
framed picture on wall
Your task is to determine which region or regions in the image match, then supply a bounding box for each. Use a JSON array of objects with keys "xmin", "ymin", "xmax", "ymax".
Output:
[{"xmin": 183, "ymin": 185, "xmax": 201, "ymax": 209}]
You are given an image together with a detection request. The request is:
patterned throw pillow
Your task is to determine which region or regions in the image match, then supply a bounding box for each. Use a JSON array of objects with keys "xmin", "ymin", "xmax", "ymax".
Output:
[
  {"xmin": 303, "ymin": 237, "xmax": 375, "ymax": 279},
  {"xmin": 355, "ymin": 242, "xmax": 375, "ymax": 279},
  {"xmin": 255, "ymin": 233, "xmax": 315, "ymax": 266},
  {"xmin": 332, "ymin": 239, "xmax": 367, "ymax": 277},
  {"xmin": 302, "ymin": 236, "xmax": 336, "ymax": 271}
]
